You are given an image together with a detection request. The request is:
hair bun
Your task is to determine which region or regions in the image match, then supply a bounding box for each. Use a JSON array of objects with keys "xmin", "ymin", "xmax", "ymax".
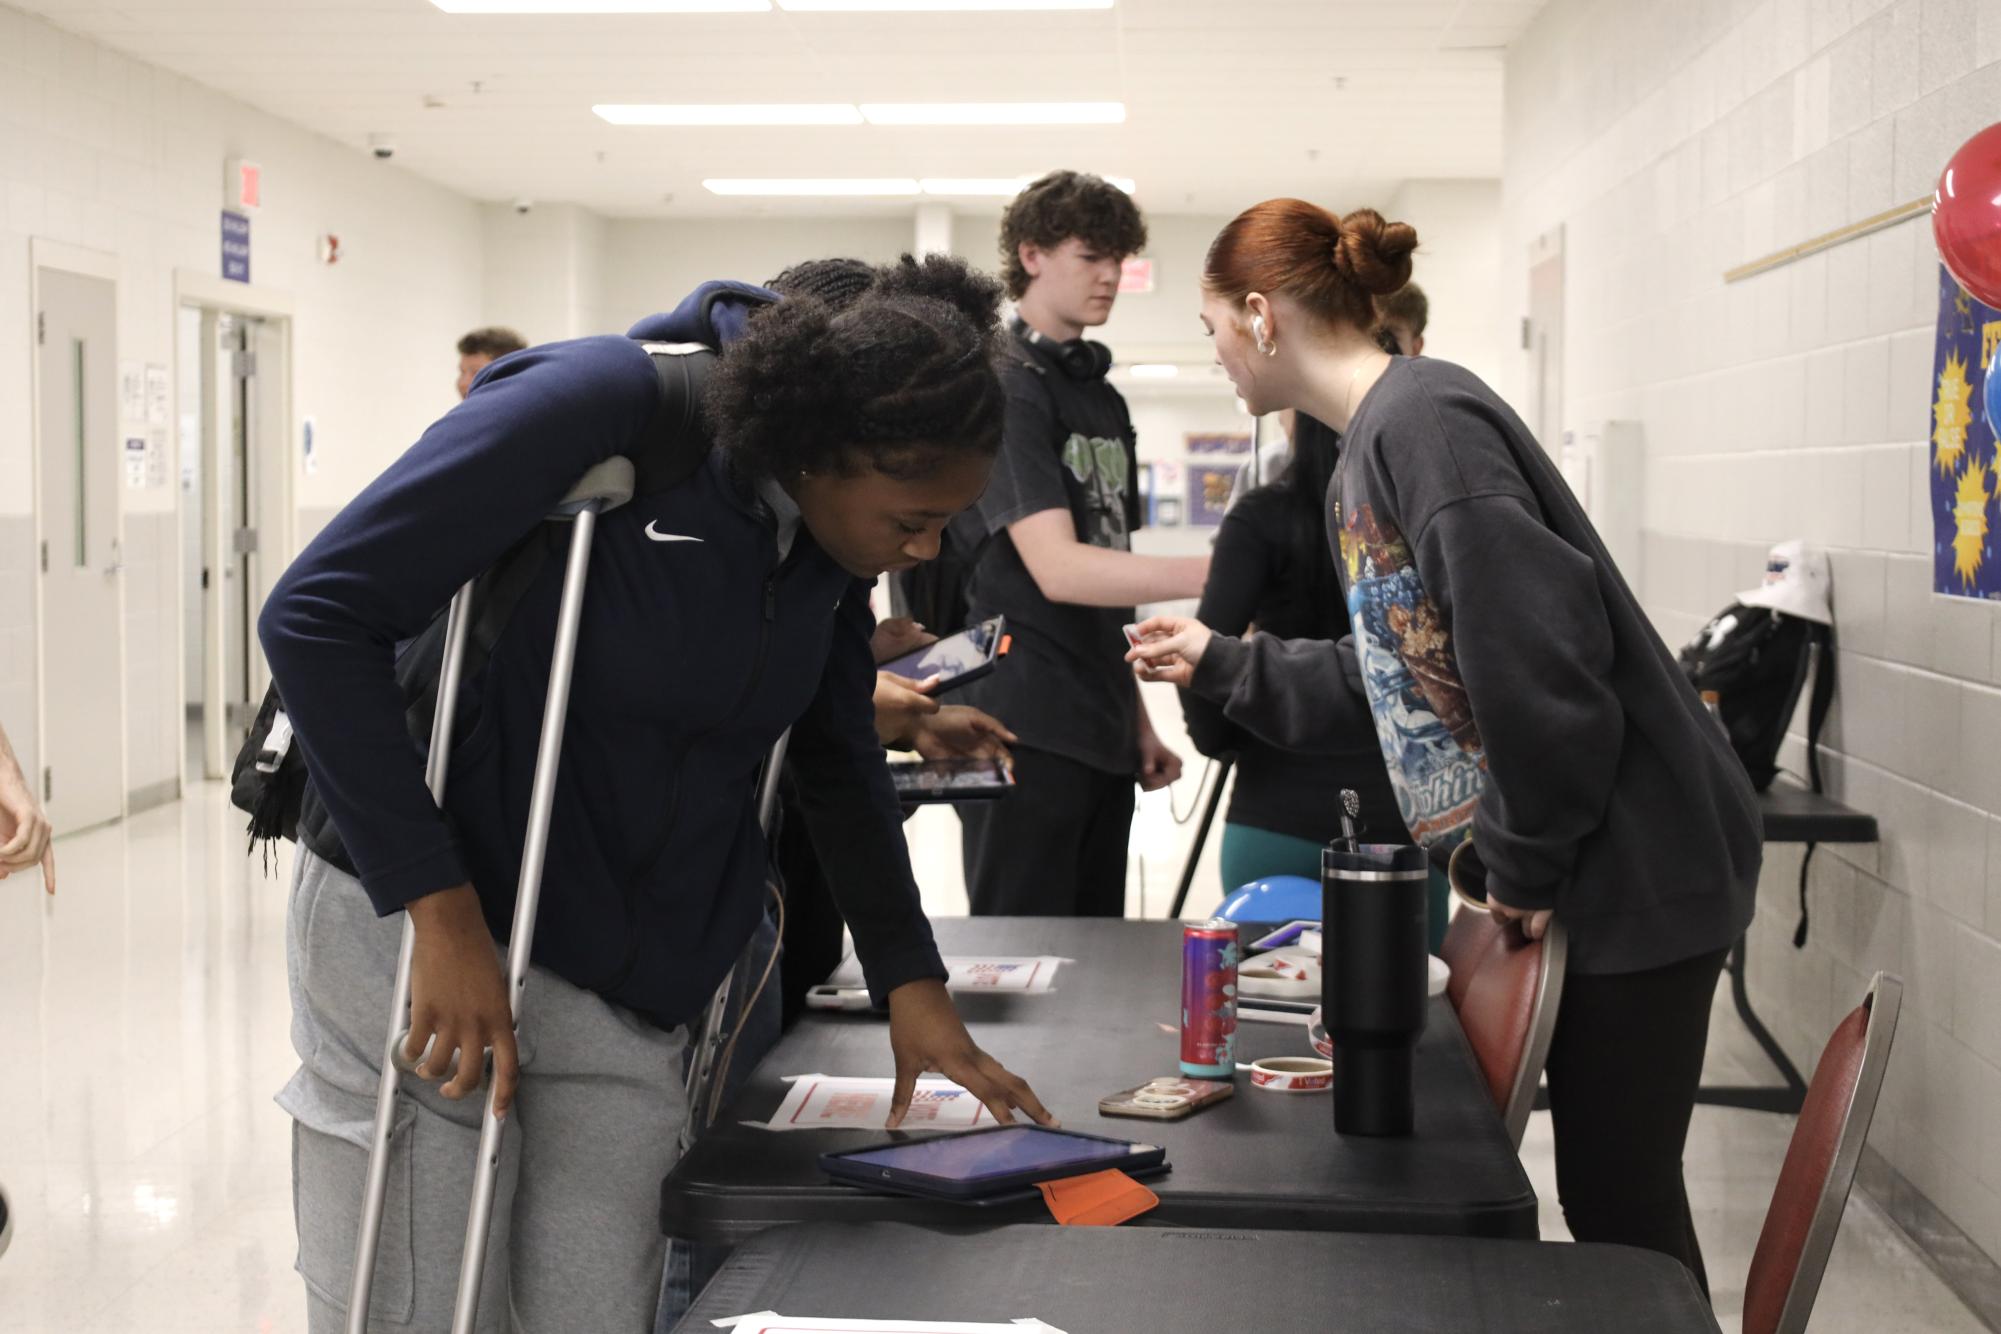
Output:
[
  {"xmin": 872, "ymin": 254, "xmax": 1005, "ymax": 340},
  {"xmin": 1332, "ymin": 209, "xmax": 1418, "ymax": 297}
]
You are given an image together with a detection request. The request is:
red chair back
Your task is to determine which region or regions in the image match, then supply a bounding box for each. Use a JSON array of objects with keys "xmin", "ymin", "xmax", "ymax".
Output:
[
  {"xmin": 1440, "ymin": 905, "xmax": 1502, "ymax": 1011},
  {"xmin": 1454, "ymin": 917, "xmax": 1567, "ymax": 1147},
  {"xmin": 1743, "ymin": 973, "xmax": 1903, "ymax": 1334}
]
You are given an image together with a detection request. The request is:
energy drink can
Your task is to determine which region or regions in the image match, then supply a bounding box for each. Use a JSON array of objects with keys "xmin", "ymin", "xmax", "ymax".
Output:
[{"xmin": 1180, "ymin": 919, "xmax": 1239, "ymax": 1077}]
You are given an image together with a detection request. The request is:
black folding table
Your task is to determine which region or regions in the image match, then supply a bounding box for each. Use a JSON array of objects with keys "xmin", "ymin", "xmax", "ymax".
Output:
[
  {"xmin": 1696, "ymin": 783, "xmax": 1880, "ymax": 1114},
  {"xmin": 661, "ymin": 917, "xmax": 1538, "ymax": 1246},
  {"xmin": 674, "ymin": 1222, "xmax": 1721, "ymax": 1333}
]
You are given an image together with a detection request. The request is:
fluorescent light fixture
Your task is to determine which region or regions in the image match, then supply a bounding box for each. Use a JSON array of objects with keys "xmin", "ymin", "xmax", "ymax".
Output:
[
  {"xmin": 1127, "ymin": 364, "xmax": 1178, "ymax": 379},
  {"xmin": 595, "ymin": 103, "xmax": 863, "ymax": 125},
  {"xmin": 704, "ymin": 178, "xmax": 922, "ymax": 196},
  {"xmin": 779, "ymin": 0, "xmax": 1110, "ymax": 10},
  {"xmin": 920, "ymin": 176, "xmax": 1134, "ymax": 195},
  {"xmin": 433, "ymin": 0, "xmax": 769, "ymax": 11},
  {"xmin": 862, "ymin": 101, "xmax": 1124, "ymax": 126}
]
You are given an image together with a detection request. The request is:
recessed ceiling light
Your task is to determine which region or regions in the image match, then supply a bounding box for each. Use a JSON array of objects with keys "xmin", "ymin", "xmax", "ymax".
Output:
[
  {"xmin": 704, "ymin": 178, "xmax": 922, "ymax": 196},
  {"xmin": 862, "ymin": 101, "xmax": 1124, "ymax": 125},
  {"xmin": 1128, "ymin": 364, "xmax": 1179, "ymax": 379},
  {"xmin": 920, "ymin": 176, "xmax": 1134, "ymax": 195},
  {"xmin": 779, "ymin": 0, "xmax": 1110, "ymax": 9},
  {"xmin": 595, "ymin": 104, "xmax": 864, "ymax": 125},
  {"xmin": 433, "ymin": 0, "xmax": 770, "ymax": 11}
]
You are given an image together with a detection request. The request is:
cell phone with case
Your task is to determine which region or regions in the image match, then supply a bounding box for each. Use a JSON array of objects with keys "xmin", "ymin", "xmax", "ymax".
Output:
[{"xmin": 1099, "ymin": 1076, "xmax": 1234, "ymax": 1121}]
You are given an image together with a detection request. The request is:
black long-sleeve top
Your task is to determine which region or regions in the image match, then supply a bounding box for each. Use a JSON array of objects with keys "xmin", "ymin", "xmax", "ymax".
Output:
[{"xmin": 1178, "ymin": 483, "xmax": 1407, "ymax": 846}]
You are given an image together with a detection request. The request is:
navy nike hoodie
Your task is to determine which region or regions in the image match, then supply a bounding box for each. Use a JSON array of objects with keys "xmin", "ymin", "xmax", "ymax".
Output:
[{"xmin": 259, "ymin": 282, "xmax": 947, "ymax": 1029}]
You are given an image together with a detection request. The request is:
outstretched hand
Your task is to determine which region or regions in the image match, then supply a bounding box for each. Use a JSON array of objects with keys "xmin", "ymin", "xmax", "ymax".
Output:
[
  {"xmin": 885, "ymin": 979, "xmax": 1055, "ymax": 1130},
  {"xmin": 1123, "ymin": 615, "xmax": 1216, "ymax": 688}
]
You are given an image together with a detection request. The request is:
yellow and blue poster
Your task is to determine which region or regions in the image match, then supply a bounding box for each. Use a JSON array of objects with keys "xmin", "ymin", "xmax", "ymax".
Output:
[{"xmin": 1930, "ymin": 266, "xmax": 2001, "ymax": 599}]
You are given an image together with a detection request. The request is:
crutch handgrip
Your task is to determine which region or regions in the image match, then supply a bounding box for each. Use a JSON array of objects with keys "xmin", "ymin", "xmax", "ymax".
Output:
[
  {"xmin": 553, "ymin": 457, "xmax": 635, "ymax": 517},
  {"xmin": 389, "ymin": 1028, "xmax": 468, "ymax": 1083}
]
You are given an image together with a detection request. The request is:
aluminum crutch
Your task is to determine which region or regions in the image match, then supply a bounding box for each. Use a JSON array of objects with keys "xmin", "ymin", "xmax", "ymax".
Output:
[
  {"xmin": 345, "ymin": 456, "xmax": 636, "ymax": 1334},
  {"xmin": 683, "ymin": 727, "xmax": 792, "ymax": 1131}
]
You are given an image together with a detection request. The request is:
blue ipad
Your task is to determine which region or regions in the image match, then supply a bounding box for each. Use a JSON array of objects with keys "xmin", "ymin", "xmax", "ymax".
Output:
[{"xmin": 819, "ymin": 1125, "xmax": 1165, "ymax": 1201}]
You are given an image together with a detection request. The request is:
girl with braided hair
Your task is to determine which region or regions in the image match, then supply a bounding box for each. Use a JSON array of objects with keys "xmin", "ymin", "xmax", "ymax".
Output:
[{"xmin": 261, "ymin": 252, "xmax": 1050, "ymax": 1333}]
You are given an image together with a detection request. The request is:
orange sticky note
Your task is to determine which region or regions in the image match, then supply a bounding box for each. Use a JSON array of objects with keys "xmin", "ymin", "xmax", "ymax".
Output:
[{"xmin": 1036, "ymin": 1168, "xmax": 1160, "ymax": 1227}]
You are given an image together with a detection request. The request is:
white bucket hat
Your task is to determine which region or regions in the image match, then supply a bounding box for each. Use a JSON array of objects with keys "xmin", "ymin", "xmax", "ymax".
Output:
[{"xmin": 1737, "ymin": 539, "xmax": 1832, "ymax": 625}]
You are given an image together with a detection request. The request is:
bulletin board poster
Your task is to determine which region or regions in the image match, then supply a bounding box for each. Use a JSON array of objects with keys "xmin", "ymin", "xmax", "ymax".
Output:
[
  {"xmin": 1188, "ymin": 462, "xmax": 1242, "ymax": 526},
  {"xmin": 1931, "ymin": 265, "xmax": 2001, "ymax": 600},
  {"xmin": 1186, "ymin": 431, "xmax": 1252, "ymax": 455}
]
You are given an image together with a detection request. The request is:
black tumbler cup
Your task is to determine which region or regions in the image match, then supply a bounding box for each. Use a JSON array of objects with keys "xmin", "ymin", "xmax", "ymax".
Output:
[{"xmin": 1322, "ymin": 842, "xmax": 1432, "ymax": 1136}]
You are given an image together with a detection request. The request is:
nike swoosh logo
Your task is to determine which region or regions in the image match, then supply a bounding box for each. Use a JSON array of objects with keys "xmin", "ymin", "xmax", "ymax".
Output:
[{"xmin": 645, "ymin": 522, "xmax": 704, "ymax": 544}]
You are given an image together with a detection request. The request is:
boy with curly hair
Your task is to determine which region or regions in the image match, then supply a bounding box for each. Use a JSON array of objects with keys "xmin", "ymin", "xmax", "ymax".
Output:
[{"xmin": 952, "ymin": 171, "xmax": 1210, "ymax": 917}]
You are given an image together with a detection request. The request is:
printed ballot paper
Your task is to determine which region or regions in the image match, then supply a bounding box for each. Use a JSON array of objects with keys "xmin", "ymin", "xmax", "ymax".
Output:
[
  {"xmin": 714, "ymin": 1317, "xmax": 1068, "ymax": 1333},
  {"xmin": 823, "ymin": 955, "xmax": 1069, "ymax": 995},
  {"xmin": 745, "ymin": 1075, "xmax": 995, "ymax": 1132}
]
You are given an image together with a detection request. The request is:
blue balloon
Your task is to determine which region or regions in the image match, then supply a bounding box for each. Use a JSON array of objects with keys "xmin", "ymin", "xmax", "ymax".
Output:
[
  {"xmin": 1214, "ymin": 875, "xmax": 1322, "ymax": 925},
  {"xmin": 1988, "ymin": 345, "xmax": 2001, "ymax": 437}
]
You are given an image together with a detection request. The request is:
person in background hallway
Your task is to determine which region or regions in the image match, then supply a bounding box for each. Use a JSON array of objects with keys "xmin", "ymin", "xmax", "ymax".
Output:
[
  {"xmin": 1130, "ymin": 199, "xmax": 1759, "ymax": 1296},
  {"xmin": 953, "ymin": 170, "xmax": 1208, "ymax": 918},
  {"xmin": 1375, "ymin": 281, "xmax": 1427, "ymax": 356},
  {"xmin": 1180, "ymin": 414, "xmax": 1450, "ymax": 951},
  {"xmin": 456, "ymin": 326, "xmax": 528, "ymax": 399}
]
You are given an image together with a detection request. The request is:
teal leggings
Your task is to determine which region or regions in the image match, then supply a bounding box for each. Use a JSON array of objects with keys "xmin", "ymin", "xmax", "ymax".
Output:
[{"xmin": 1218, "ymin": 821, "xmax": 1451, "ymax": 955}]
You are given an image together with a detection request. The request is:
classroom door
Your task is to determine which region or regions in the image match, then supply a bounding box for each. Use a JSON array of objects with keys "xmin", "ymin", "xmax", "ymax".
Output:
[{"xmin": 35, "ymin": 266, "xmax": 125, "ymax": 831}]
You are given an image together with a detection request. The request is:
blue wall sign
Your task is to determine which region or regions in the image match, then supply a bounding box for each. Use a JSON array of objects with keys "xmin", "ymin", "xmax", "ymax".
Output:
[{"xmin": 221, "ymin": 209, "xmax": 251, "ymax": 283}]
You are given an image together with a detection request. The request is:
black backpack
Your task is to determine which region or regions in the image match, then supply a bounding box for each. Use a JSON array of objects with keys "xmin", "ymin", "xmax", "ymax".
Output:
[
  {"xmin": 1678, "ymin": 603, "xmax": 1834, "ymax": 793},
  {"xmin": 230, "ymin": 339, "xmax": 725, "ymax": 874},
  {"xmin": 1678, "ymin": 601, "xmax": 1836, "ymax": 945}
]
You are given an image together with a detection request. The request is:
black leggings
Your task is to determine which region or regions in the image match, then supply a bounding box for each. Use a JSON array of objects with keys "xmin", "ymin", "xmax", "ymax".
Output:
[{"xmin": 1543, "ymin": 945, "xmax": 1730, "ymax": 1296}]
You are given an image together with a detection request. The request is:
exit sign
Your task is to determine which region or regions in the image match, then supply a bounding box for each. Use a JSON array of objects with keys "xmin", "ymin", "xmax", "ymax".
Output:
[
  {"xmin": 227, "ymin": 157, "xmax": 261, "ymax": 212},
  {"xmin": 1120, "ymin": 257, "xmax": 1154, "ymax": 294}
]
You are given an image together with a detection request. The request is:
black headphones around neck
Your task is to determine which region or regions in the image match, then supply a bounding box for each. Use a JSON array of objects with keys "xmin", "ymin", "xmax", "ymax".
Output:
[{"xmin": 1013, "ymin": 319, "xmax": 1114, "ymax": 381}]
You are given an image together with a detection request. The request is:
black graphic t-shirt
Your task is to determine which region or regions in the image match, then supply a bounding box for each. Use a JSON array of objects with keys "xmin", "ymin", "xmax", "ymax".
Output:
[{"xmin": 951, "ymin": 332, "xmax": 1143, "ymax": 774}]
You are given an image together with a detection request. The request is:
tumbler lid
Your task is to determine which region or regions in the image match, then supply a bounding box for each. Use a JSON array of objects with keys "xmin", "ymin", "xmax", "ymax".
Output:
[{"xmin": 1322, "ymin": 842, "xmax": 1431, "ymax": 881}]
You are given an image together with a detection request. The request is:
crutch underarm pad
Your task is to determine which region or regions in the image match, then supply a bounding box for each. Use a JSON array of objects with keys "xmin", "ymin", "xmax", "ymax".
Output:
[{"xmin": 555, "ymin": 457, "xmax": 637, "ymax": 516}]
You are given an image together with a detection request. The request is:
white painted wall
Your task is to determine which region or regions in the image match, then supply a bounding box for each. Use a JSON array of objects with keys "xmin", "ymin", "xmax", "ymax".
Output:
[
  {"xmin": 1505, "ymin": 0, "xmax": 2001, "ymax": 1273},
  {"xmin": 0, "ymin": 2, "xmax": 485, "ymax": 803},
  {"xmin": 596, "ymin": 215, "xmax": 915, "ymax": 333},
  {"xmin": 482, "ymin": 202, "xmax": 608, "ymax": 346},
  {"xmin": 1384, "ymin": 179, "xmax": 1504, "ymax": 391}
]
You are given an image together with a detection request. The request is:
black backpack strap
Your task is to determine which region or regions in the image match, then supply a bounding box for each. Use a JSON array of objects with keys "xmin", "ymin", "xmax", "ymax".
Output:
[
  {"xmin": 635, "ymin": 342, "xmax": 717, "ymax": 495},
  {"xmin": 1793, "ymin": 624, "xmax": 1837, "ymax": 949},
  {"xmin": 1802, "ymin": 625, "xmax": 1836, "ymax": 794}
]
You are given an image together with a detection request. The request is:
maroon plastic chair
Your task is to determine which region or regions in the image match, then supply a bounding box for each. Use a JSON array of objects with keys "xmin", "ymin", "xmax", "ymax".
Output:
[
  {"xmin": 1454, "ymin": 916, "xmax": 1567, "ymax": 1148},
  {"xmin": 1439, "ymin": 903, "xmax": 1503, "ymax": 1012},
  {"xmin": 1742, "ymin": 972, "xmax": 1904, "ymax": 1334}
]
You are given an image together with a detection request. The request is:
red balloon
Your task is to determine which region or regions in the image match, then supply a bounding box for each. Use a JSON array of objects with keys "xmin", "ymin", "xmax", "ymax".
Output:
[{"xmin": 1934, "ymin": 122, "xmax": 2001, "ymax": 310}]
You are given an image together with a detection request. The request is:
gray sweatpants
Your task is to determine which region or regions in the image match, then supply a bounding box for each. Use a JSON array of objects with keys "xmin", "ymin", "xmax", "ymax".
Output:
[{"xmin": 278, "ymin": 850, "xmax": 689, "ymax": 1333}]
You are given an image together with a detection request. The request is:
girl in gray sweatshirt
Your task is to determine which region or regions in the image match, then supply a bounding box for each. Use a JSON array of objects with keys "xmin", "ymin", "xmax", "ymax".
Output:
[{"xmin": 1131, "ymin": 199, "xmax": 1760, "ymax": 1296}]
